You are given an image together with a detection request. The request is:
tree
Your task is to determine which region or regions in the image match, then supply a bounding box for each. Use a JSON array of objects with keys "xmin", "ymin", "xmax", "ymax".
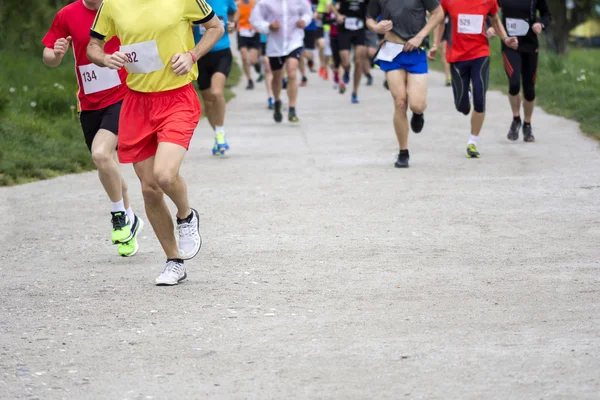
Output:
[{"xmin": 545, "ymin": 0, "xmax": 600, "ymax": 54}]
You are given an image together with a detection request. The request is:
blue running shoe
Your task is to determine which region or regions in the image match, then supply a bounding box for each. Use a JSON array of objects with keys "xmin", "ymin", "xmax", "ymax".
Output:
[
  {"xmin": 351, "ymin": 92, "xmax": 359, "ymax": 104},
  {"xmin": 212, "ymin": 133, "xmax": 229, "ymax": 156},
  {"xmin": 343, "ymin": 69, "xmax": 350, "ymax": 84},
  {"xmin": 268, "ymin": 97, "xmax": 274, "ymax": 110}
]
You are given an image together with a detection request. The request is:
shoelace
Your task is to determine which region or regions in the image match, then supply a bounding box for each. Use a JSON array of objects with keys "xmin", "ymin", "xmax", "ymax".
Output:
[
  {"xmin": 163, "ymin": 261, "xmax": 183, "ymax": 275},
  {"xmin": 177, "ymin": 221, "xmax": 197, "ymax": 238},
  {"xmin": 112, "ymin": 213, "xmax": 126, "ymax": 231}
]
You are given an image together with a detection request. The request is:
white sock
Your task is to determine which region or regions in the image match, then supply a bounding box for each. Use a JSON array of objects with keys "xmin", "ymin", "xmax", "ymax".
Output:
[
  {"xmin": 468, "ymin": 134, "xmax": 478, "ymax": 145},
  {"xmin": 111, "ymin": 199, "xmax": 126, "ymax": 213},
  {"xmin": 215, "ymin": 126, "xmax": 225, "ymax": 135},
  {"xmin": 126, "ymin": 207, "xmax": 135, "ymax": 224}
]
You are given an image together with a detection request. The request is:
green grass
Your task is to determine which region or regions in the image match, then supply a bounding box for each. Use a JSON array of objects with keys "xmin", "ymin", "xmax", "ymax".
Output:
[
  {"xmin": 0, "ymin": 50, "xmax": 242, "ymax": 187},
  {"xmin": 430, "ymin": 42, "xmax": 600, "ymax": 140}
]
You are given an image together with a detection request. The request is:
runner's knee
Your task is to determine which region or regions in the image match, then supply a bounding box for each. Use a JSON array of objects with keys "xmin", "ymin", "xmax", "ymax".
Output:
[
  {"xmin": 523, "ymin": 83, "xmax": 535, "ymax": 102},
  {"xmin": 393, "ymin": 96, "xmax": 407, "ymax": 113},
  {"xmin": 209, "ymin": 86, "xmax": 224, "ymax": 100},
  {"xmin": 473, "ymin": 93, "xmax": 486, "ymax": 113},
  {"xmin": 508, "ymin": 80, "xmax": 520, "ymax": 97},
  {"xmin": 141, "ymin": 182, "xmax": 163, "ymax": 205},
  {"xmin": 91, "ymin": 147, "xmax": 113, "ymax": 169},
  {"xmin": 410, "ymin": 102, "xmax": 426, "ymax": 115},
  {"xmin": 154, "ymin": 170, "xmax": 178, "ymax": 192}
]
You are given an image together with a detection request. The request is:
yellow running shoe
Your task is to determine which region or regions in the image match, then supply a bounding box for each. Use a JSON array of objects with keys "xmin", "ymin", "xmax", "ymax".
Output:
[
  {"xmin": 466, "ymin": 144, "xmax": 481, "ymax": 158},
  {"xmin": 117, "ymin": 216, "xmax": 143, "ymax": 257}
]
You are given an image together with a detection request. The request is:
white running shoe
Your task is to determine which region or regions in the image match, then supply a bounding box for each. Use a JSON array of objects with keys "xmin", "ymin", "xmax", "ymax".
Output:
[
  {"xmin": 156, "ymin": 260, "xmax": 187, "ymax": 286},
  {"xmin": 176, "ymin": 208, "xmax": 202, "ymax": 260}
]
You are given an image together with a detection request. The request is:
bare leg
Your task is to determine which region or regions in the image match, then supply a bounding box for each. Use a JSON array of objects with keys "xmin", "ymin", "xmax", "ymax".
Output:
[
  {"xmin": 201, "ymin": 73, "xmax": 227, "ymax": 130},
  {"xmin": 471, "ymin": 111, "xmax": 486, "ymax": 136},
  {"xmin": 286, "ymin": 57, "xmax": 299, "ymax": 107},
  {"xmin": 353, "ymin": 45, "xmax": 367, "ymax": 93},
  {"xmin": 91, "ymin": 129, "xmax": 123, "ymax": 202},
  {"xmin": 133, "ymin": 157, "xmax": 178, "ymax": 259},
  {"xmin": 272, "ymin": 67, "xmax": 284, "ymax": 101},
  {"xmin": 153, "ymin": 143, "xmax": 190, "ymax": 220},
  {"xmin": 387, "ymin": 69, "xmax": 409, "ymax": 150},
  {"xmin": 523, "ymin": 99, "xmax": 535, "ymax": 123},
  {"xmin": 240, "ymin": 47, "xmax": 251, "ymax": 82},
  {"xmin": 263, "ymin": 56, "xmax": 274, "ymax": 98},
  {"xmin": 509, "ymin": 94, "xmax": 522, "ymax": 118}
]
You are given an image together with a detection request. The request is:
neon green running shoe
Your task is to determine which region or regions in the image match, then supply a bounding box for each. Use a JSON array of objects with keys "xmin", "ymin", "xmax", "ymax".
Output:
[
  {"xmin": 466, "ymin": 144, "xmax": 481, "ymax": 158},
  {"xmin": 212, "ymin": 133, "xmax": 229, "ymax": 156},
  {"xmin": 117, "ymin": 215, "xmax": 144, "ymax": 257},
  {"xmin": 111, "ymin": 211, "xmax": 132, "ymax": 244}
]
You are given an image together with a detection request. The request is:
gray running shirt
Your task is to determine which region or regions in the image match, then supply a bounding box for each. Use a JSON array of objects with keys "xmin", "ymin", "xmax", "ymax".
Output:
[{"xmin": 367, "ymin": 0, "xmax": 440, "ymax": 42}]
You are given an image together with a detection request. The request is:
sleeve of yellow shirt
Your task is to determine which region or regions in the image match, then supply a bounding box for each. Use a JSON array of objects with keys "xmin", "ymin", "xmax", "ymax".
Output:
[
  {"xmin": 183, "ymin": 0, "xmax": 216, "ymax": 25},
  {"xmin": 90, "ymin": 0, "xmax": 116, "ymax": 41}
]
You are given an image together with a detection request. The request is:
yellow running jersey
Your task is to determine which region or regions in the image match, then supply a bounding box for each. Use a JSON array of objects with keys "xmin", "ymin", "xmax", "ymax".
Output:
[{"xmin": 91, "ymin": 0, "xmax": 214, "ymax": 93}]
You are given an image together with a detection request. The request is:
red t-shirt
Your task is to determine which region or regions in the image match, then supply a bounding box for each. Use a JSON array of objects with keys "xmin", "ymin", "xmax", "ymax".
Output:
[
  {"xmin": 42, "ymin": 0, "xmax": 128, "ymax": 111},
  {"xmin": 441, "ymin": 0, "xmax": 499, "ymax": 63}
]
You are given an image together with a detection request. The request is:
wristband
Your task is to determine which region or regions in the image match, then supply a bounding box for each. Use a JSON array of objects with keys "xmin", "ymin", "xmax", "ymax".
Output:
[{"xmin": 188, "ymin": 51, "xmax": 197, "ymax": 63}]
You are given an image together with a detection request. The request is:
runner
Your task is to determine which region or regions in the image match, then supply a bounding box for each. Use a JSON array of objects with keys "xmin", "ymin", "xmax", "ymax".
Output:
[
  {"xmin": 88, "ymin": 0, "xmax": 223, "ymax": 285},
  {"xmin": 487, "ymin": 0, "xmax": 551, "ymax": 143},
  {"xmin": 301, "ymin": 0, "xmax": 319, "ymax": 85},
  {"xmin": 260, "ymin": 33, "xmax": 275, "ymax": 109},
  {"xmin": 325, "ymin": 4, "xmax": 344, "ymax": 91},
  {"xmin": 237, "ymin": 0, "xmax": 261, "ymax": 90},
  {"xmin": 333, "ymin": 0, "xmax": 369, "ymax": 104},
  {"xmin": 363, "ymin": 29, "xmax": 379, "ymax": 86},
  {"xmin": 250, "ymin": 0, "xmax": 313, "ymax": 123},
  {"xmin": 315, "ymin": 0, "xmax": 331, "ymax": 80},
  {"xmin": 440, "ymin": 16, "xmax": 452, "ymax": 86},
  {"xmin": 193, "ymin": 0, "xmax": 237, "ymax": 156},
  {"xmin": 42, "ymin": 0, "xmax": 143, "ymax": 257},
  {"xmin": 367, "ymin": 0, "xmax": 444, "ymax": 168},
  {"xmin": 435, "ymin": 0, "xmax": 518, "ymax": 158}
]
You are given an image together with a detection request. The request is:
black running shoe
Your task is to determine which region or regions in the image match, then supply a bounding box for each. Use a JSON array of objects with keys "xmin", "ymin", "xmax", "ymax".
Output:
[
  {"xmin": 256, "ymin": 73, "xmax": 264, "ymax": 83},
  {"xmin": 507, "ymin": 119, "xmax": 521, "ymax": 141},
  {"xmin": 282, "ymin": 78, "xmax": 288, "ymax": 89},
  {"xmin": 366, "ymin": 74, "xmax": 373, "ymax": 86},
  {"xmin": 383, "ymin": 80, "xmax": 389, "ymax": 91},
  {"xmin": 395, "ymin": 151, "xmax": 410, "ymax": 168},
  {"xmin": 307, "ymin": 59, "xmax": 315, "ymax": 72},
  {"xmin": 410, "ymin": 113, "xmax": 425, "ymax": 134},
  {"xmin": 523, "ymin": 124, "xmax": 535, "ymax": 142},
  {"xmin": 246, "ymin": 80, "xmax": 254, "ymax": 90},
  {"xmin": 273, "ymin": 100, "xmax": 283, "ymax": 123}
]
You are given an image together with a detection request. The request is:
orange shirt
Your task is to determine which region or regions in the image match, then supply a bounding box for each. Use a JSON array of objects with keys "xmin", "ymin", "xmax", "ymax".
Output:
[{"xmin": 237, "ymin": 0, "xmax": 255, "ymax": 31}]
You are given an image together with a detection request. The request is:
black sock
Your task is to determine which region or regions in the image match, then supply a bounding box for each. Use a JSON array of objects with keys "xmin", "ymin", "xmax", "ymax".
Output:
[
  {"xmin": 414, "ymin": 113, "xmax": 423, "ymax": 118},
  {"xmin": 400, "ymin": 149, "xmax": 409, "ymax": 156},
  {"xmin": 366, "ymin": 73, "xmax": 372, "ymax": 79},
  {"xmin": 523, "ymin": 122, "xmax": 531, "ymax": 127},
  {"xmin": 167, "ymin": 258, "xmax": 184, "ymax": 264},
  {"xmin": 176, "ymin": 211, "xmax": 193, "ymax": 224},
  {"xmin": 514, "ymin": 116, "xmax": 522, "ymax": 123},
  {"xmin": 289, "ymin": 106, "xmax": 295, "ymax": 112},
  {"xmin": 254, "ymin": 64, "xmax": 261, "ymax": 74}
]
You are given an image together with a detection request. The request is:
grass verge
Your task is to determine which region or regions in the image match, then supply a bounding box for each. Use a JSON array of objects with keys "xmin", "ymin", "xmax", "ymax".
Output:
[
  {"xmin": 0, "ymin": 50, "xmax": 242, "ymax": 187},
  {"xmin": 429, "ymin": 42, "xmax": 600, "ymax": 141}
]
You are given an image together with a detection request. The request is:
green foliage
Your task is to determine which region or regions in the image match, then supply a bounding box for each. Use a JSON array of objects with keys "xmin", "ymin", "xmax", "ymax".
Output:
[{"xmin": 430, "ymin": 42, "xmax": 600, "ymax": 140}]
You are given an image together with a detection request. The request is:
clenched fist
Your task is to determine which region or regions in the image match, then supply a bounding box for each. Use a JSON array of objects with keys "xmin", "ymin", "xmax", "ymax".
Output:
[{"xmin": 54, "ymin": 36, "xmax": 72, "ymax": 58}]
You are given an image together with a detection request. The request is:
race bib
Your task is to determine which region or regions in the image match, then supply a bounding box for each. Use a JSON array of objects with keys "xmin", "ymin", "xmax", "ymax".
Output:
[
  {"xmin": 374, "ymin": 42, "xmax": 404, "ymax": 62},
  {"xmin": 344, "ymin": 17, "xmax": 364, "ymax": 31},
  {"xmin": 119, "ymin": 40, "xmax": 164, "ymax": 74},
  {"xmin": 78, "ymin": 63, "xmax": 121, "ymax": 95},
  {"xmin": 506, "ymin": 18, "xmax": 530, "ymax": 36},
  {"xmin": 198, "ymin": 16, "xmax": 224, "ymax": 35},
  {"xmin": 457, "ymin": 14, "xmax": 484, "ymax": 34},
  {"xmin": 240, "ymin": 28, "xmax": 255, "ymax": 37}
]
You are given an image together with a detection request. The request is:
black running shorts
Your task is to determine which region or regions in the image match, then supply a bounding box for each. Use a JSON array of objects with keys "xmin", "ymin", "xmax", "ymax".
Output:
[
  {"xmin": 196, "ymin": 48, "xmax": 233, "ymax": 90},
  {"xmin": 269, "ymin": 47, "xmax": 303, "ymax": 71},
  {"xmin": 78, "ymin": 101, "xmax": 122, "ymax": 151},
  {"xmin": 304, "ymin": 30, "xmax": 317, "ymax": 50},
  {"xmin": 337, "ymin": 29, "xmax": 366, "ymax": 50},
  {"xmin": 237, "ymin": 32, "xmax": 261, "ymax": 50}
]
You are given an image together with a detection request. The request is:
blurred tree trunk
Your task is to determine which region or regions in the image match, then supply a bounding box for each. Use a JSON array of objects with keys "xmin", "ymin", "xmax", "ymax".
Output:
[{"xmin": 545, "ymin": 0, "xmax": 597, "ymax": 54}]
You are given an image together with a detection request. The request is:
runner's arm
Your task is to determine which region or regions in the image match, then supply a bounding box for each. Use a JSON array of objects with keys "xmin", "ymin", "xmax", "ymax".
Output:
[
  {"xmin": 365, "ymin": 0, "xmax": 381, "ymax": 33},
  {"xmin": 43, "ymin": 47, "xmax": 64, "ymax": 68},
  {"xmin": 42, "ymin": 10, "xmax": 70, "ymax": 68},
  {"xmin": 433, "ymin": 19, "xmax": 445, "ymax": 49},
  {"xmin": 299, "ymin": 0, "xmax": 313, "ymax": 27},
  {"xmin": 537, "ymin": 0, "xmax": 551, "ymax": 29},
  {"xmin": 249, "ymin": 3, "xmax": 269, "ymax": 34},
  {"xmin": 415, "ymin": 5, "xmax": 444, "ymax": 46},
  {"xmin": 489, "ymin": 13, "xmax": 517, "ymax": 48}
]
